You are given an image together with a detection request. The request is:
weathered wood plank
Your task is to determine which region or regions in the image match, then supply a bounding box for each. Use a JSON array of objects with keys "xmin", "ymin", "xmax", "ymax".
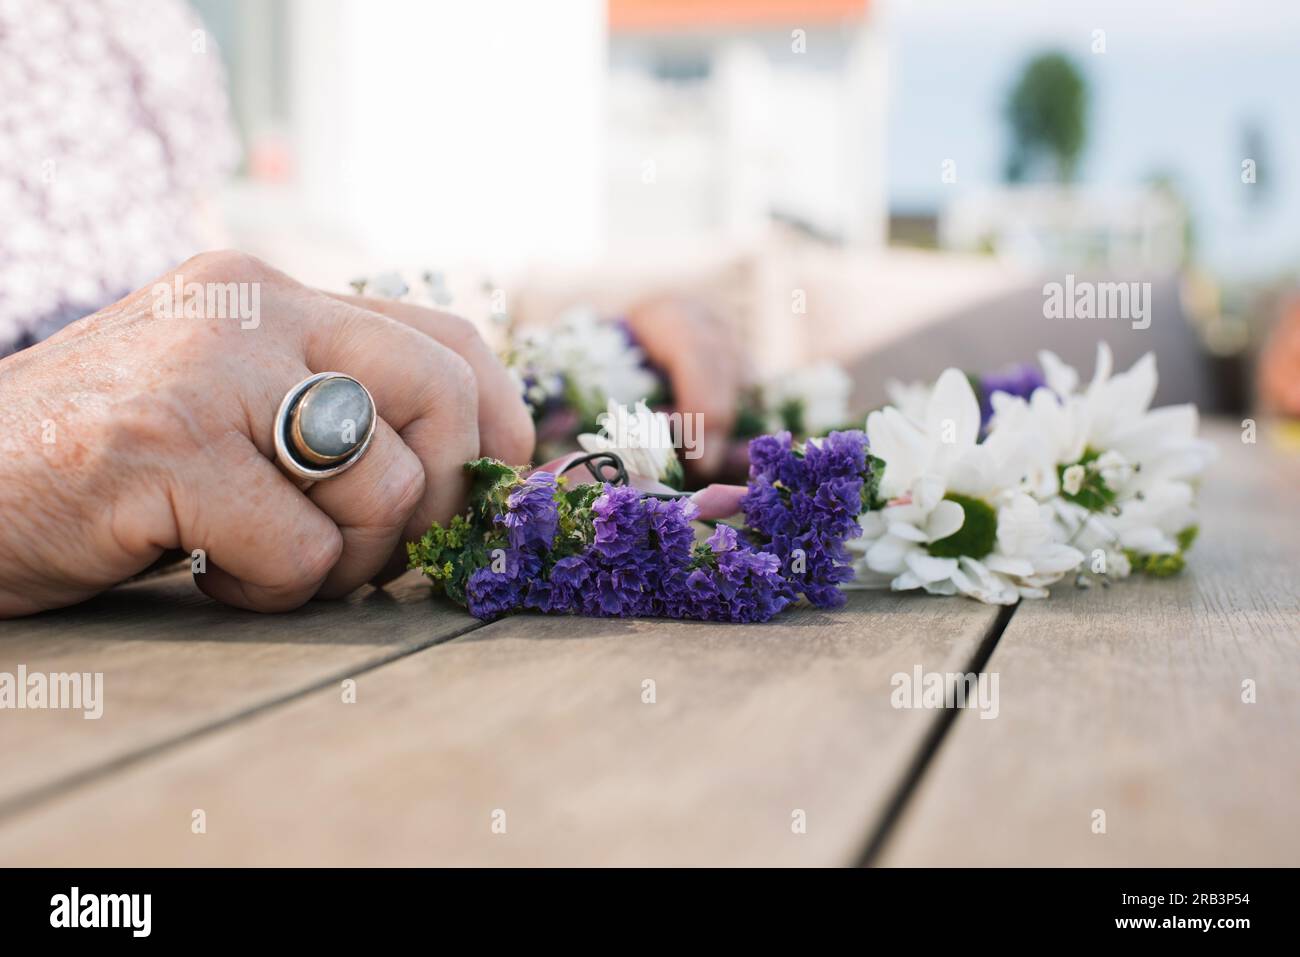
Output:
[
  {"xmin": 0, "ymin": 570, "xmax": 479, "ymax": 813},
  {"xmin": 0, "ymin": 592, "xmax": 1001, "ymax": 866},
  {"xmin": 880, "ymin": 421, "xmax": 1300, "ymax": 865}
]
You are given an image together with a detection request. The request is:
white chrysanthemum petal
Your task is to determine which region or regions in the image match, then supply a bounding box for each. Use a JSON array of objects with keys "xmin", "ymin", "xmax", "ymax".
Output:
[
  {"xmin": 1038, "ymin": 349, "xmax": 1079, "ymax": 397},
  {"xmin": 887, "ymin": 521, "xmax": 929, "ymax": 543},
  {"xmin": 885, "ymin": 379, "xmax": 931, "ymax": 426},
  {"xmin": 867, "ymin": 407, "xmax": 932, "ymax": 498},
  {"xmin": 951, "ymin": 558, "xmax": 1019, "ymax": 605},
  {"xmin": 866, "ymin": 536, "xmax": 910, "ymax": 574},
  {"xmin": 925, "ymin": 498, "xmax": 965, "ymax": 542},
  {"xmin": 985, "ymin": 554, "xmax": 1035, "ymax": 577},
  {"xmin": 905, "ymin": 551, "xmax": 960, "ymax": 584},
  {"xmin": 926, "ymin": 368, "xmax": 981, "ymax": 463},
  {"xmin": 1118, "ymin": 526, "xmax": 1176, "ymax": 554},
  {"xmin": 912, "ymin": 474, "xmax": 947, "ymax": 512},
  {"xmin": 891, "ymin": 570, "xmax": 923, "ymax": 591},
  {"xmin": 921, "ymin": 578, "xmax": 958, "ymax": 596},
  {"xmin": 858, "ymin": 511, "xmax": 887, "ymax": 538}
]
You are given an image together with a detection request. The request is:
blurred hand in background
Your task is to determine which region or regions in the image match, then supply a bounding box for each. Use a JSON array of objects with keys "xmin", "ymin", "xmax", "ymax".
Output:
[
  {"xmin": 623, "ymin": 297, "xmax": 742, "ymax": 479},
  {"xmin": 1259, "ymin": 299, "xmax": 1300, "ymax": 416}
]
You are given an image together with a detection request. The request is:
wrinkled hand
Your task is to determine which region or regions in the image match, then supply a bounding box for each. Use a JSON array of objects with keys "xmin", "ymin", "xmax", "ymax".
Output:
[
  {"xmin": 623, "ymin": 296, "xmax": 741, "ymax": 478},
  {"xmin": 0, "ymin": 251, "xmax": 533, "ymax": 618}
]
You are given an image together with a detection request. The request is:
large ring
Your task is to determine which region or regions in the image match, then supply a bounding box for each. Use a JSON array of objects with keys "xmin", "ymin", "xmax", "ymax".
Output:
[{"xmin": 274, "ymin": 372, "xmax": 377, "ymax": 480}]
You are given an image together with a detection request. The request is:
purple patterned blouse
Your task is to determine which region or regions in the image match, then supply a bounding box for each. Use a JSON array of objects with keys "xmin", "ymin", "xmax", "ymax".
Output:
[{"xmin": 0, "ymin": 0, "xmax": 238, "ymax": 356}]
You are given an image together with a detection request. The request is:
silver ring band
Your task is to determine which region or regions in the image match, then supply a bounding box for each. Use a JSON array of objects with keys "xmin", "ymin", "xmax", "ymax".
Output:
[{"xmin": 274, "ymin": 372, "xmax": 377, "ymax": 480}]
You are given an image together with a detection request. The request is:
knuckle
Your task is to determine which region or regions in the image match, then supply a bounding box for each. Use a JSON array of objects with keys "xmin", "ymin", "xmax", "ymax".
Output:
[
  {"xmin": 184, "ymin": 248, "xmax": 271, "ymax": 284},
  {"xmin": 364, "ymin": 446, "xmax": 427, "ymax": 530},
  {"xmin": 388, "ymin": 448, "xmax": 428, "ymax": 517},
  {"xmin": 293, "ymin": 525, "xmax": 345, "ymax": 587}
]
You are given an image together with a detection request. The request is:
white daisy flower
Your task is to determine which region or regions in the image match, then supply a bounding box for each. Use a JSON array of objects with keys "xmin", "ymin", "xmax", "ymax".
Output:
[
  {"xmin": 849, "ymin": 369, "xmax": 1083, "ymax": 604},
  {"xmin": 988, "ymin": 343, "xmax": 1214, "ymax": 577}
]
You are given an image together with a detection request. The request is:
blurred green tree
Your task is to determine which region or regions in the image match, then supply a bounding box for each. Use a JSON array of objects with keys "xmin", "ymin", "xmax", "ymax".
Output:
[{"xmin": 1004, "ymin": 53, "xmax": 1088, "ymax": 184}]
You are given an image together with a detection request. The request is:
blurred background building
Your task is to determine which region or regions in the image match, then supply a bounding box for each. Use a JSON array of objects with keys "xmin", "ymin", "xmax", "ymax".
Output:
[{"xmin": 147, "ymin": 0, "xmax": 1300, "ymax": 408}]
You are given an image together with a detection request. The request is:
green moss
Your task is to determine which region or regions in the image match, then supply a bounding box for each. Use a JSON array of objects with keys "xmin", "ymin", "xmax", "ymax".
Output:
[{"xmin": 926, "ymin": 494, "xmax": 998, "ymax": 560}]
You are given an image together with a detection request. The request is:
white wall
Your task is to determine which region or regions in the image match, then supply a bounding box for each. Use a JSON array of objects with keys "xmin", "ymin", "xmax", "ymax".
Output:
[{"xmin": 289, "ymin": 0, "xmax": 605, "ymax": 274}]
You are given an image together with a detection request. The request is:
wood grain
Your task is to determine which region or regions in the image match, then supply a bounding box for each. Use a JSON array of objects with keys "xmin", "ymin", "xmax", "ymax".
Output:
[
  {"xmin": 879, "ymin": 420, "xmax": 1300, "ymax": 865},
  {"xmin": 0, "ymin": 570, "xmax": 479, "ymax": 813},
  {"xmin": 0, "ymin": 592, "xmax": 1002, "ymax": 866}
]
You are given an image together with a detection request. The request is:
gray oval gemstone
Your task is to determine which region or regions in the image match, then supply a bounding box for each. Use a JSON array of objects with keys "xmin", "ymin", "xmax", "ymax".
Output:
[{"xmin": 296, "ymin": 377, "xmax": 373, "ymax": 459}]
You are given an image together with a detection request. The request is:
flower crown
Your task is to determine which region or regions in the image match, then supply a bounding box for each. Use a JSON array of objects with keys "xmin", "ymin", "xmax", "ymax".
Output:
[{"xmin": 353, "ymin": 274, "xmax": 1213, "ymax": 621}]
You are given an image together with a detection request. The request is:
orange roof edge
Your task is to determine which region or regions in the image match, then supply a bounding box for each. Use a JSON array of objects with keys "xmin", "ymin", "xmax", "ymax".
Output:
[{"xmin": 609, "ymin": 0, "xmax": 870, "ymax": 32}]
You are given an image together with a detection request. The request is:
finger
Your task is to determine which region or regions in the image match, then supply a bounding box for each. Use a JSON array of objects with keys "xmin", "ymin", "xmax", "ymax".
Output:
[
  {"xmin": 176, "ymin": 431, "xmax": 343, "ymax": 612},
  {"xmin": 327, "ymin": 293, "xmax": 535, "ymax": 465},
  {"xmin": 663, "ymin": 348, "xmax": 738, "ymax": 476},
  {"xmin": 626, "ymin": 299, "xmax": 739, "ymax": 476},
  {"xmin": 301, "ymin": 297, "xmax": 481, "ymax": 542},
  {"xmin": 307, "ymin": 418, "xmax": 426, "ymax": 598}
]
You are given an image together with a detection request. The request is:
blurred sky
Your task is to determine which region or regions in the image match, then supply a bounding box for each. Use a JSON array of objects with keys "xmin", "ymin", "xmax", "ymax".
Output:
[{"xmin": 883, "ymin": 0, "xmax": 1300, "ymax": 278}]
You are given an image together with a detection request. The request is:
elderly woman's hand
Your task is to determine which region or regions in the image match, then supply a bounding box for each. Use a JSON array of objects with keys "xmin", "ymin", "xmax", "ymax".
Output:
[
  {"xmin": 0, "ymin": 251, "xmax": 534, "ymax": 618},
  {"xmin": 622, "ymin": 296, "xmax": 742, "ymax": 479}
]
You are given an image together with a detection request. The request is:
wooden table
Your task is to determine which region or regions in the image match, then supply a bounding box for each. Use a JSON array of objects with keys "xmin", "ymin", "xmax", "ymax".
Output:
[{"xmin": 1, "ymin": 420, "xmax": 1296, "ymax": 866}]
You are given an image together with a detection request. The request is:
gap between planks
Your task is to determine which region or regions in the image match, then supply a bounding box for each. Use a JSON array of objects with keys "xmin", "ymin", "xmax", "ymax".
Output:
[{"xmin": 854, "ymin": 602, "xmax": 1019, "ymax": 867}]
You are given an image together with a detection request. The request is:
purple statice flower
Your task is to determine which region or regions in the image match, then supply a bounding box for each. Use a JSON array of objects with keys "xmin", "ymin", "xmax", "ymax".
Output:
[
  {"xmin": 746, "ymin": 431, "xmax": 802, "ymax": 488},
  {"xmin": 565, "ymin": 484, "xmax": 655, "ymax": 617},
  {"xmin": 591, "ymin": 484, "xmax": 647, "ymax": 560},
  {"xmin": 543, "ymin": 555, "xmax": 593, "ymax": 612},
  {"xmin": 450, "ymin": 426, "xmax": 873, "ymax": 623},
  {"xmin": 803, "ymin": 430, "xmax": 869, "ymax": 488},
  {"xmin": 709, "ymin": 536, "xmax": 795, "ymax": 622},
  {"xmin": 501, "ymin": 471, "xmax": 560, "ymax": 551},
  {"xmin": 978, "ymin": 362, "xmax": 1045, "ymax": 428},
  {"xmin": 466, "ymin": 550, "xmax": 540, "ymax": 620},
  {"xmin": 706, "ymin": 523, "xmax": 738, "ymax": 552},
  {"xmin": 741, "ymin": 429, "xmax": 870, "ymax": 610},
  {"xmin": 645, "ymin": 495, "xmax": 698, "ymax": 565}
]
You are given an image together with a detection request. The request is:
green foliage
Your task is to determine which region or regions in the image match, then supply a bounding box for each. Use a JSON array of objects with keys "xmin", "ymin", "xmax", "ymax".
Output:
[
  {"xmin": 466, "ymin": 457, "xmax": 521, "ymax": 523},
  {"xmin": 689, "ymin": 541, "xmax": 719, "ymax": 571},
  {"xmin": 1124, "ymin": 525, "xmax": 1199, "ymax": 579},
  {"xmin": 926, "ymin": 494, "xmax": 998, "ymax": 560},
  {"xmin": 1005, "ymin": 52, "xmax": 1088, "ymax": 183},
  {"xmin": 863, "ymin": 455, "xmax": 887, "ymax": 512},
  {"xmin": 554, "ymin": 482, "xmax": 602, "ymax": 558},
  {"xmin": 408, "ymin": 458, "xmax": 521, "ymax": 605},
  {"xmin": 1058, "ymin": 447, "xmax": 1117, "ymax": 512},
  {"xmin": 407, "ymin": 514, "xmax": 497, "ymax": 606},
  {"xmin": 1125, "ymin": 549, "xmax": 1186, "ymax": 578}
]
